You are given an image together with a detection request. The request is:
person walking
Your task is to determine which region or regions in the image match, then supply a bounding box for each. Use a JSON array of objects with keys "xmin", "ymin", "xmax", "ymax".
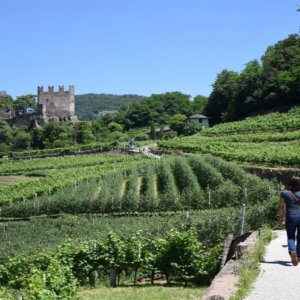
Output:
[{"xmin": 278, "ymin": 176, "xmax": 300, "ymax": 266}]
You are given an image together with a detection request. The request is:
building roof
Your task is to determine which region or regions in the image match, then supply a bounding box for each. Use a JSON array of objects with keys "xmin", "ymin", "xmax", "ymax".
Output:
[{"xmin": 189, "ymin": 114, "xmax": 209, "ymax": 119}]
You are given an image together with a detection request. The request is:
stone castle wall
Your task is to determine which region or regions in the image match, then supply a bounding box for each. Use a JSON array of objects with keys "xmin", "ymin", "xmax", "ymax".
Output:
[{"xmin": 37, "ymin": 85, "xmax": 75, "ymax": 119}]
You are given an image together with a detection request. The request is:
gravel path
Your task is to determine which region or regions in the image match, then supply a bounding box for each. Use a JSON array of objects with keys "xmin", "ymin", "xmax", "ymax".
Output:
[{"xmin": 245, "ymin": 230, "xmax": 300, "ymax": 300}]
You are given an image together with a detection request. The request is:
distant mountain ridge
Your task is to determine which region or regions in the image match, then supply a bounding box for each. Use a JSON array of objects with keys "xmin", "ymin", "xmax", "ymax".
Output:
[{"xmin": 75, "ymin": 93, "xmax": 145, "ymax": 120}]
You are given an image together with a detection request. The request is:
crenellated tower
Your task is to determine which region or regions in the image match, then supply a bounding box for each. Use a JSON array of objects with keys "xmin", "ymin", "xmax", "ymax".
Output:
[{"xmin": 37, "ymin": 85, "xmax": 76, "ymax": 121}]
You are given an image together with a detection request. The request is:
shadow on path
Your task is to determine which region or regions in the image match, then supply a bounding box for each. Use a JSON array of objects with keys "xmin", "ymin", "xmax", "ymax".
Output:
[{"xmin": 262, "ymin": 260, "xmax": 291, "ymax": 266}]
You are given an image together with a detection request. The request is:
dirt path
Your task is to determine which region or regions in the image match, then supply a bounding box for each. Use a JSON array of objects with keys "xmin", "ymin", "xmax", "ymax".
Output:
[{"xmin": 245, "ymin": 230, "xmax": 300, "ymax": 300}]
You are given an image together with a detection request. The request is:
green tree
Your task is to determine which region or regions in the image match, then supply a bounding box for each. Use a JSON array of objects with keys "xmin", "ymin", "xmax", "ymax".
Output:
[
  {"xmin": 227, "ymin": 60, "xmax": 264, "ymax": 121},
  {"xmin": 0, "ymin": 92, "xmax": 13, "ymax": 111},
  {"xmin": 113, "ymin": 92, "xmax": 191, "ymax": 129},
  {"xmin": 156, "ymin": 230, "xmax": 206, "ymax": 284},
  {"xmin": 183, "ymin": 123, "xmax": 203, "ymax": 136},
  {"xmin": 124, "ymin": 233, "xmax": 154, "ymax": 285},
  {"xmin": 13, "ymin": 95, "xmax": 36, "ymax": 115},
  {"xmin": 261, "ymin": 34, "xmax": 300, "ymax": 110},
  {"xmin": 91, "ymin": 119, "xmax": 110, "ymax": 141},
  {"xmin": 107, "ymin": 122, "xmax": 123, "ymax": 132},
  {"xmin": 40, "ymin": 122, "xmax": 74, "ymax": 148},
  {"xmin": 31, "ymin": 128, "xmax": 43, "ymax": 149},
  {"xmin": 159, "ymin": 92, "xmax": 191, "ymax": 116},
  {"xmin": 170, "ymin": 114, "xmax": 187, "ymax": 135},
  {"xmin": 205, "ymin": 70, "xmax": 239, "ymax": 125},
  {"xmin": 0, "ymin": 118, "xmax": 13, "ymax": 150},
  {"xmin": 191, "ymin": 95, "xmax": 208, "ymax": 114},
  {"xmin": 103, "ymin": 232, "xmax": 126, "ymax": 287},
  {"xmin": 12, "ymin": 128, "xmax": 31, "ymax": 150},
  {"xmin": 74, "ymin": 122, "xmax": 95, "ymax": 144},
  {"xmin": 150, "ymin": 122, "xmax": 156, "ymax": 140}
]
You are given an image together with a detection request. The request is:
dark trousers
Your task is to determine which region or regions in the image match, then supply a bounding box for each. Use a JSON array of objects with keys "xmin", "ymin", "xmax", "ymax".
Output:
[{"xmin": 286, "ymin": 217, "xmax": 300, "ymax": 257}]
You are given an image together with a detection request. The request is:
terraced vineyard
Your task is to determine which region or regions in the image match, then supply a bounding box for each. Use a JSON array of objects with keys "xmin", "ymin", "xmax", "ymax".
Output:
[
  {"xmin": 0, "ymin": 113, "xmax": 287, "ymax": 298},
  {"xmin": 159, "ymin": 107, "xmax": 300, "ymax": 166},
  {"xmin": 0, "ymin": 154, "xmax": 275, "ymax": 218},
  {"xmin": 0, "ymin": 153, "xmax": 150, "ymax": 205}
]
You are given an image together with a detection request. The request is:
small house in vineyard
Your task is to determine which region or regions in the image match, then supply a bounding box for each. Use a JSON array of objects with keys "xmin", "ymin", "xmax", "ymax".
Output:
[{"xmin": 187, "ymin": 114, "xmax": 209, "ymax": 126}]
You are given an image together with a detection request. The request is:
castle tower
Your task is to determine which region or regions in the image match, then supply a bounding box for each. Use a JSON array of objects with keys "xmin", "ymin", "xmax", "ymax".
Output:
[{"xmin": 37, "ymin": 85, "xmax": 76, "ymax": 120}]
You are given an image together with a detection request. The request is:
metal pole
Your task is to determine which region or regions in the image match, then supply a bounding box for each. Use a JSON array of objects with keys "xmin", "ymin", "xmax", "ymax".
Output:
[{"xmin": 240, "ymin": 203, "xmax": 246, "ymax": 235}]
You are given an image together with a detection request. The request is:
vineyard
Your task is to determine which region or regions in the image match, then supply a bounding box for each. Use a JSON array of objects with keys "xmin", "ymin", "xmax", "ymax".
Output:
[
  {"xmin": 1, "ymin": 109, "xmax": 295, "ymax": 298},
  {"xmin": 0, "ymin": 154, "xmax": 276, "ymax": 217},
  {"xmin": 159, "ymin": 107, "xmax": 300, "ymax": 166},
  {"xmin": 0, "ymin": 149, "xmax": 280, "ymax": 299},
  {"xmin": 0, "ymin": 153, "xmax": 150, "ymax": 205}
]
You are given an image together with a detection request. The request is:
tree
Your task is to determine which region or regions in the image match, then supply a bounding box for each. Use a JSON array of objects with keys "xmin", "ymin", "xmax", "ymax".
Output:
[
  {"xmin": 150, "ymin": 123, "xmax": 156, "ymax": 140},
  {"xmin": 12, "ymin": 128, "xmax": 31, "ymax": 150},
  {"xmin": 183, "ymin": 123, "xmax": 203, "ymax": 136},
  {"xmin": 0, "ymin": 92, "xmax": 13, "ymax": 110},
  {"xmin": 190, "ymin": 95, "xmax": 208, "ymax": 114},
  {"xmin": 91, "ymin": 119, "xmax": 110, "ymax": 141},
  {"xmin": 159, "ymin": 92, "xmax": 191, "ymax": 116},
  {"xmin": 13, "ymin": 95, "xmax": 36, "ymax": 115},
  {"xmin": 40, "ymin": 122, "xmax": 74, "ymax": 148},
  {"xmin": 156, "ymin": 230, "xmax": 206, "ymax": 284},
  {"xmin": 107, "ymin": 122, "xmax": 123, "ymax": 132},
  {"xmin": 0, "ymin": 118, "xmax": 13, "ymax": 150},
  {"xmin": 226, "ymin": 60, "xmax": 264, "ymax": 121},
  {"xmin": 103, "ymin": 232, "xmax": 126, "ymax": 287},
  {"xmin": 74, "ymin": 122, "xmax": 95, "ymax": 144},
  {"xmin": 113, "ymin": 92, "xmax": 191, "ymax": 129},
  {"xmin": 205, "ymin": 70, "xmax": 239, "ymax": 125},
  {"xmin": 260, "ymin": 34, "xmax": 300, "ymax": 110},
  {"xmin": 170, "ymin": 114, "xmax": 187, "ymax": 135}
]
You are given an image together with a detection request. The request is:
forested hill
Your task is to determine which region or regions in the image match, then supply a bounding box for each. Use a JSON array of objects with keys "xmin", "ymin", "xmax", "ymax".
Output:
[
  {"xmin": 205, "ymin": 34, "xmax": 300, "ymax": 125},
  {"xmin": 75, "ymin": 93, "xmax": 145, "ymax": 120}
]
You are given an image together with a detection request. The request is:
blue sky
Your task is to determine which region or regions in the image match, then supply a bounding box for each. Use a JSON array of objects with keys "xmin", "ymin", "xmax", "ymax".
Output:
[{"xmin": 1, "ymin": 0, "xmax": 299, "ymax": 99}]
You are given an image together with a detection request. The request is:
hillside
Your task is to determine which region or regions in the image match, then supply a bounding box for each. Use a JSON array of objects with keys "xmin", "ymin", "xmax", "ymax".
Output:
[
  {"xmin": 2, "ymin": 98, "xmax": 298, "ymax": 299},
  {"xmin": 0, "ymin": 152, "xmax": 278, "ymax": 298},
  {"xmin": 159, "ymin": 107, "xmax": 300, "ymax": 167},
  {"xmin": 205, "ymin": 34, "xmax": 300, "ymax": 124},
  {"xmin": 75, "ymin": 93, "xmax": 144, "ymax": 120}
]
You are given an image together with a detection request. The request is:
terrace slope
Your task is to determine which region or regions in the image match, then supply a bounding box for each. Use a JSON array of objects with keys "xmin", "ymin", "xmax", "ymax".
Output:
[{"xmin": 159, "ymin": 107, "xmax": 300, "ymax": 167}]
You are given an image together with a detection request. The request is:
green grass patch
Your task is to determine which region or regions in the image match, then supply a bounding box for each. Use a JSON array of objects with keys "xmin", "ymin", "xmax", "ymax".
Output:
[
  {"xmin": 230, "ymin": 226, "xmax": 273, "ymax": 300},
  {"xmin": 78, "ymin": 284, "xmax": 207, "ymax": 300}
]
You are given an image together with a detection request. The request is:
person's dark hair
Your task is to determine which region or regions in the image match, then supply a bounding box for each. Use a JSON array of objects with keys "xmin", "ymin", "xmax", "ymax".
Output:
[{"xmin": 287, "ymin": 176, "xmax": 300, "ymax": 192}]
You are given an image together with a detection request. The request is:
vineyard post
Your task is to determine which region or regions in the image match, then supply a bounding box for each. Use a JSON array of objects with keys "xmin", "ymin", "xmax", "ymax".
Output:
[
  {"xmin": 138, "ymin": 242, "xmax": 141, "ymax": 259},
  {"xmin": 261, "ymin": 205, "xmax": 264, "ymax": 227},
  {"xmin": 268, "ymin": 183, "xmax": 273, "ymax": 197},
  {"xmin": 43, "ymin": 273, "xmax": 46, "ymax": 287},
  {"xmin": 244, "ymin": 188, "xmax": 247, "ymax": 202},
  {"xmin": 182, "ymin": 211, "xmax": 191, "ymax": 229},
  {"xmin": 239, "ymin": 203, "xmax": 246, "ymax": 235}
]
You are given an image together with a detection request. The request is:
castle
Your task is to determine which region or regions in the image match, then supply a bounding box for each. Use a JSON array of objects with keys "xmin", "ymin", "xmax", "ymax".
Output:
[
  {"xmin": 37, "ymin": 85, "xmax": 78, "ymax": 122},
  {"xmin": 0, "ymin": 85, "xmax": 78, "ymax": 128}
]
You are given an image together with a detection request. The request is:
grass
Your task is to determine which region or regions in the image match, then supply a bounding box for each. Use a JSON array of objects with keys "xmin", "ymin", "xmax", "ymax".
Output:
[
  {"xmin": 78, "ymin": 284, "xmax": 207, "ymax": 300},
  {"xmin": 230, "ymin": 226, "xmax": 273, "ymax": 300}
]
